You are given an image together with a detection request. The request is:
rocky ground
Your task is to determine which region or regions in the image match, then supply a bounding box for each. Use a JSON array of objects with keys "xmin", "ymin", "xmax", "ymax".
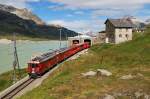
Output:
[{"xmin": 82, "ymin": 70, "xmax": 150, "ymax": 99}]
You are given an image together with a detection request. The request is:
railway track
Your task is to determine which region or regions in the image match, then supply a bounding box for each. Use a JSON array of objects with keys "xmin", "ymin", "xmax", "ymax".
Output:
[
  {"xmin": 0, "ymin": 78, "xmax": 34, "ymax": 99},
  {"xmin": 0, "ymin": 48, "xmax": 89, "ymax": 99}
]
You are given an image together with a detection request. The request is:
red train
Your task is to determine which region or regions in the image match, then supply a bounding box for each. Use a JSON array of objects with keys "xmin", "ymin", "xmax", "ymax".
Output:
[{"xmin": 27, "ymin": 43, "xmax": 90, "ymax": 78}]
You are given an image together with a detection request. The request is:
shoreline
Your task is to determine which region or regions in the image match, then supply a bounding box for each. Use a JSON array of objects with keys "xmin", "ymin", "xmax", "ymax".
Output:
[
  {"xmin": 0, "ymin": 39, "xmax": 12, "ymax": 44},
  {"xmin": 0, "ymin": 40, "xmax": 67, "ymax": 75},
  {"xmin": 0, "ymin": 38, "xmax": 67, "ymax": 44}
]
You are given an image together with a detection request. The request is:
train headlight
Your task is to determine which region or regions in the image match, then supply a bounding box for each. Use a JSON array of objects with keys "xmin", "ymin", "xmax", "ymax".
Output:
[{"xmin": 32, "ymin": 68, "xmax": 35, "ymax": 73}]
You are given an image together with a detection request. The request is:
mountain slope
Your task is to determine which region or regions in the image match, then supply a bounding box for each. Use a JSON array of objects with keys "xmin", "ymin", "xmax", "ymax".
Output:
[
  {"xmin": 145, "ymin": 19, "xmax": 150, "ymax": 25},
  {"xmin": 0, "ymin": 9, "xmax": 78, "ymax": 40},
  {"xmin": 0, "ymin": 4, "xmax": 44, "ymax": 25},
  {"xmin": 124, "ymin": 16, "xmax": 146, "ymax": 29}
]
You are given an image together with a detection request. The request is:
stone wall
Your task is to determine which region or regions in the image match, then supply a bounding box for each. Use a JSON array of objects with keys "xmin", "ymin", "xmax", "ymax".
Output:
[
  {"xmin": 105, "ymin": 21, "xmax": 115, "ymax": 43},
  {"xmin": 98, "ymin": 33, "xmax": 106, "ymax": 43},
  {"xmin": 115, "ymin": 28, "xmax": 132, "ymax": 44}
]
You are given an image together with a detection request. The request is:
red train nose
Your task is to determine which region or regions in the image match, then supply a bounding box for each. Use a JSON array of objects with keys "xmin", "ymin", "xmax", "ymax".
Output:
[{"xmin": 32, "ymin": 68, "xmax": 35, "ymax": 73}]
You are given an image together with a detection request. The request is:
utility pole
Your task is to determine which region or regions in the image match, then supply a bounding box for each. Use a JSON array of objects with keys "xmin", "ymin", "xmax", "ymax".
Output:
[
  {"xmin": 59, "ymin": 28, "xmax": 62, "ymax": 49},
  {"xmin": 65, "ymin": 32, "xmax": 68, "ymax": 47},
  {"xmin": 12, "ymin": 32, "xmax": 21, "ymax": 84}
]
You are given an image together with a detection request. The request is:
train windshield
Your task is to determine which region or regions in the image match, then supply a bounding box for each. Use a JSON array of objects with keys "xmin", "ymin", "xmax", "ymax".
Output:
[{"xmin": 31, "ymin": 64, "xmax": 37, "ymax": 67}]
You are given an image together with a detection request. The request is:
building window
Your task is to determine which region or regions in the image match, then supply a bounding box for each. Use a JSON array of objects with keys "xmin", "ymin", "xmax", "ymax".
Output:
[
  {"xmin": 119, "ymin": 34, "xmax": 122, "ymax": 38},
  {"xmin": 125, "ymin": 34, "xmax": 129, "ymax": 38}
]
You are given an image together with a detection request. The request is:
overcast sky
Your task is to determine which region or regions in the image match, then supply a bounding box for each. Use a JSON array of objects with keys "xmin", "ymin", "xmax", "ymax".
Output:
[{"xmin": 0, "ymin": 0, "xmax": 150, "ymax": 33}]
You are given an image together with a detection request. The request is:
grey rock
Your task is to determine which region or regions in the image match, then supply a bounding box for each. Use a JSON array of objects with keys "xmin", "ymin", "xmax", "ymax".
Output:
[
  {"xmin": 103, "ymin": 94, "xmax": 115, "ymax": 99},
  {"xmin": 137, "ymin": 73, "xmax": 144, "ymax": 78},
  {"xmin": 144, "ymin": 94, "xmax": 150, "ymax": 99},
  {"xmin": 120, "ymin": 74, "xmax": 135, "ymax": 80},
  {"xmin": 113, "ymin": 92, "xmax": 123, "ymax": 97},
  {"xmin": 97, "ymin": 69, "xmax": 112, "ymax": 77},
  {"xmin": 134, "ymin": 91, "xmax": 144, "ymax": 98},
  {"xmin": 82, "ymin": 71, "xmax": 97, "ymax": 77}
]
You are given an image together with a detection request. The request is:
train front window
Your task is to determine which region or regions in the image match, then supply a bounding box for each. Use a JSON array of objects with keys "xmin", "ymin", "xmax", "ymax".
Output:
[{"xmin": 31, "ymin": 64, "xmax": 37, "ymax": 67}]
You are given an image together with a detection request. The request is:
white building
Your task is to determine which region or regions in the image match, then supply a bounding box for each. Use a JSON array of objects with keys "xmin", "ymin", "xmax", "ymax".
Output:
[
  {"xmin": 68, "ymin": 35, "xmax": 93, "ymax": 46},
  {"xmin": 105, "ymin": 19, "xmax": 134, "ymax": 44}
]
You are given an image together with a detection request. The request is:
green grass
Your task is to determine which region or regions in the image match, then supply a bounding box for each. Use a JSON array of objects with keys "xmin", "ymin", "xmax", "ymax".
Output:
[
  {"xmin": 19, "ymin": 29, "xmax": 150, "ymax": 99},
  {"xmin": 0, "ymin": 69, "xmax": 27, "ymax": 92}
]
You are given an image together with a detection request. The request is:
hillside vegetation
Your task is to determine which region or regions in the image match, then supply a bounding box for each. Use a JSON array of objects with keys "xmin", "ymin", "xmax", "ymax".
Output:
[
  {"xmin": 0, "ymin": 69, "xmax": 27, "ymax": 92},
  {"xmin": 19, "ymin": 28, "xmax": 150, "ymax": 99},
  {"xmin": 0, "ymin": 10, "xmax": 77, "ymax": 40}
]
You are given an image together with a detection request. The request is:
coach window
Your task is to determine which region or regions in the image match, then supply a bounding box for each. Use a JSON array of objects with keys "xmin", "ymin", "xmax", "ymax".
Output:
[{"xmin": 31, "ymin": 64, "xmax": 37, "ymax": 67}]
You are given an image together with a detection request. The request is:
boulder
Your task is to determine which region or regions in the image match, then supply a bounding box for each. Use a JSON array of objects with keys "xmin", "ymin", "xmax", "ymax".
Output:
[
  {"xmin": 103, "ymin": 94, "xmax": 115, "ymax": 99},
  {"xmin": 120, "ymin": 74, "xmax": 135, "ymax": 80},
  {"xmin": 81, "ymin": 71, "xmax": 96, "ymax": 77},
  {"xmin": 144, "ymin": 94, "xmax": 150, "ymax": 99},
  {"xmin": 113, "ymin": 92, "xmax": 123, "ymax": 97},
  {"xmin": 136, "ymin": 73, "xmax": 144, "ymax": 78},
  {"xmin": 134, "ymin": 91, "xmax": 144, "ymax": 98},
  {"xmin": 97, "ymin": 69, "xmax": 112, "ymax": 77}
]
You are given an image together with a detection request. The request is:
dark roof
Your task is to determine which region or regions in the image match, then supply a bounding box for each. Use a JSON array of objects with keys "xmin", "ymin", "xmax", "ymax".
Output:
[
  {"xmin": 105, "ymin": 19, "xmax": 134, "ymax": 28},
  {"xmin": 99, "ymin": 30, "xmax": 106, "ymax": 33}
]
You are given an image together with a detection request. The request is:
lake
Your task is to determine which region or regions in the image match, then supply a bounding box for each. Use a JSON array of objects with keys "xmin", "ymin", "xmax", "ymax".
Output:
[{"xmin": 0, "ymin": 40, "xmax": 67, "ymax": 74}]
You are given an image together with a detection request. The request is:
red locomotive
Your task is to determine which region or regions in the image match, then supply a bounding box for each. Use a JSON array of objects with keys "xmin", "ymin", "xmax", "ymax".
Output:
[{"xmin": 27, "ymin": 43, "xmax": 90, "ymax": 78}]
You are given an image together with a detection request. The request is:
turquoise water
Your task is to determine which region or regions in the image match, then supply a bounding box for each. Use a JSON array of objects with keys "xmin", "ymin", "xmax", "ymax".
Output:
[{"xmin": 0, "ymin": 40, "xmax": 67, "ymax": 74}]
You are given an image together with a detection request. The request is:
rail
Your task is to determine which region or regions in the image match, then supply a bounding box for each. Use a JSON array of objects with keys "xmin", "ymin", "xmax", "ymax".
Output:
[{"xmin": 0, "ymin": 78, "xmax": 34, "ymax": 99}]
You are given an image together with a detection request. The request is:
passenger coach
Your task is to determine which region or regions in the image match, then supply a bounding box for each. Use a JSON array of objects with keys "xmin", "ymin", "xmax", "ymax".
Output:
[{"xmin": 27, "ymin": 43, "xmax": 90, "ymax": 78}]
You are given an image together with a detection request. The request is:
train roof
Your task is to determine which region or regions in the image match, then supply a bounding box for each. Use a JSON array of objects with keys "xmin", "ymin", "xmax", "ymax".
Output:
[
  {"xmin": 28, "ymin": 44, "xmax": 84, "ymax": 64},
  {"xmin": 29, "ymin": 47, "xmax": 70, "ymax": 63}
]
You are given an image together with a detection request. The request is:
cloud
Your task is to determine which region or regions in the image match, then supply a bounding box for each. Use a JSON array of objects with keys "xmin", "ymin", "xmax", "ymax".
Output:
[
  {"xmin": 92, "ymin": 9, "xmax": 136, "ymax": 18},
  {"xmin": 48, "ymin": 19, "xmax": 104, "ymax": 33},
  {"xmin": 48, "ymin": 5, "xmax": 68, "ymax": 10},
  {"xmin": 74, "ymin": 11, "xmax": 84, "ymax": 15},
  {"xmin": 48, "ymin": 0, "xmax": 150, "ymax": 10},
  {"xmin": 48, "ymin": 0, "xmax": 150, "ymax": 18},
  {"xmin": 0, "ymin": 0, "xmax": 40, "ymax": 8}
]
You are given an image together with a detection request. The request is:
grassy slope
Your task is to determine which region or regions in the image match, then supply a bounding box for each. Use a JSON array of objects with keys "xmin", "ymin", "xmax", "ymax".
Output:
[
  {"xmin": 0, "ymin": 69, "xmax": 27, "ymax": 92},
  {"xmin": 19, "ymin": 29, "xmax": 150, "ymax": 99}
]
